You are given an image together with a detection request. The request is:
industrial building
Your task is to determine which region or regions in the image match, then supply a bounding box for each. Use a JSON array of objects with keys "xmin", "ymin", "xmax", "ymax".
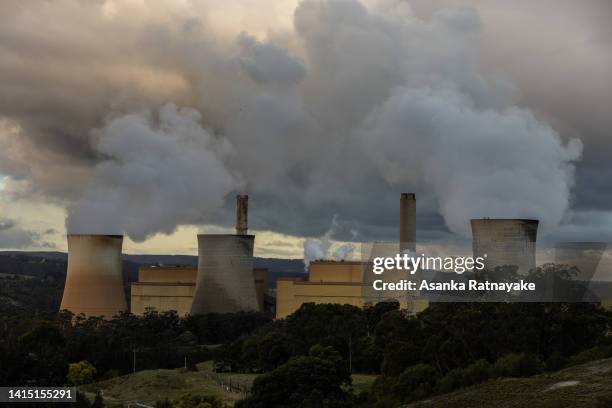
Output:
[
  {"xmin": 130, "ymin": 265, "xmax": 269, "ymax": 316},
  {"xmin": 60, "ymin": 234, "xmax": 127, "ymax": 319},
  {"xmin": 471, "ymin": 218, "xmax": 539, "ymax": 274},
  {"xmin": 276, "ymin": 261, "xmax": 365, "ymax": 318},
  {"xmin": 276, "ymin": 193, "xmax": 428, "ymax": 319},
  {"xmin": 131, "ymin": 266, "xmax": 196, "ymax": 316},
  {"xmin": 132, "ymin": 195, "xmax": 266, "ymax": 316}
]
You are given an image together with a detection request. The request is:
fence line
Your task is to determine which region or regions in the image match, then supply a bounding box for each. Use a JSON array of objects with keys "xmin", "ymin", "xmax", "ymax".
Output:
[{"xmin": 201, "ymin": 371, "xmax": 250, "ymax": 397}]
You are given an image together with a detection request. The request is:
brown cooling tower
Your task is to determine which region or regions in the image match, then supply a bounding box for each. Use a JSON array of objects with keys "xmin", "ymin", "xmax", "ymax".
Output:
[
  {"xmin": 400, "ymin": 193, "xmax": 416, "ymax": 252},
  {"xmin": 471, "ymin": 219, "xmax": 539, "ymax": 274},
  {"xmin": 236, "ymin": 194, "xmax": 248, "ymax": 235},
  {"xmin": 60, "ymin": 234, "xmax": 127, "ymax": 318},
  {"xmin": 190, "ymin": 234, "xmax": 259, "ymax": 315}
]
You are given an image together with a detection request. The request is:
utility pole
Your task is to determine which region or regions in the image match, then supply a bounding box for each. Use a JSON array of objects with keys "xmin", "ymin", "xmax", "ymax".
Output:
[{"xmin": 348, "ymin": 334, "xmax": 352, "ymax": 374}]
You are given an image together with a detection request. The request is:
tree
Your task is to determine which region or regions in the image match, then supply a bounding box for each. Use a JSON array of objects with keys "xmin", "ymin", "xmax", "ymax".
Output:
[
  {"xmin": 494, "ymin": 353, "xmax": 543, "ymax": 377},
  {"xmin": 67, "ymin": 360, "xmax": 97, "ymax": 385},
  {"xmin": 237, "ymin": 353, "xmax": 352, "ymax": 408},
  {"xmin": 18, "ymin": 322, "xmax": 68, "ymax": 385},
  {"xmin": 392, "ymin": 364, "xmax": 439, "ymax": 403},
  {"xmin": 174, "ymin": 393, "xmax": 226, "ymax": 408}
]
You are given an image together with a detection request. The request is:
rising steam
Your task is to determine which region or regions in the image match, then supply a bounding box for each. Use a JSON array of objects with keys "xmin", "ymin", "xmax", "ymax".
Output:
[{"xmin": 66, "ymin": 104, "xmax": 240, "ymax": 240}]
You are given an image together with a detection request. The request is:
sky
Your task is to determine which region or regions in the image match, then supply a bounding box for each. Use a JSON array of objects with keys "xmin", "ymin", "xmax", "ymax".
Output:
[{"xmin": 0, "ymin": 0, "xmax": 610, "ymax": 258}]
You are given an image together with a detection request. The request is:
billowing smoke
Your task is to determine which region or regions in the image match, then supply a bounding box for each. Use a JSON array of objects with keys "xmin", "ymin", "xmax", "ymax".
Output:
[
  {"xmin": 66, "ymin": 103, "xmax": 240, "ymax": 240},
  {"xmin": 332, "ymin": 243, "xmax": 355, "ymax": 261},
  {"xmin": 360, "ymin": 87, "xmax": 582, "ymax": 234},
  {"xmin": 0, "ymin": 0, "xmax": 595, "ymax": 244},
  {"xmin": 303, "ymin": 237, "xmax": 332, "ymax": 269},
  {"xmin": 303, "ymin": 216, "xmax": 356, "ymax": 268}
]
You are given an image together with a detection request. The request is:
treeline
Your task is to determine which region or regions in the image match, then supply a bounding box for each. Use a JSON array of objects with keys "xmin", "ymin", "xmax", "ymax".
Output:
[
  {"xmin": 221, "ymin": 302, "xmax": 612, "ymax": 407},
  {"xmin": 0, "ymin": 274, "xmax": 63, "ymax": 315},
  {"xmin": 0, "ymin": 309, "xmax": 271, "ymax": 386}
]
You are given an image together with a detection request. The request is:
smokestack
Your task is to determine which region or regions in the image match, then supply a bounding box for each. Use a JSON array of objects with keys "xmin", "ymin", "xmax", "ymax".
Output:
[
  {"xmin": 60, "ymin": 234, "xmax": 127, "ymax": 318},
  {"xmin": 400, "ymin": 193, "xmax": 416, "ymax": 252},
  {"xmin": 190, "ymin": 234, "xmax": 259, "ymax": 314},
  {"xmin": 471, "ymin": 219, "xmax": 539, "ymax": 274},
  {"xmin": 236, "ymin": 194, "xmax": 248, "ymax": 235}
]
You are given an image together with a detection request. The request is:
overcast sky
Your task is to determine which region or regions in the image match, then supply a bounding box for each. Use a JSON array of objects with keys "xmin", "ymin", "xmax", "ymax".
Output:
[{"xmin": 0, "ymin": 0, "xmax": 610, "ymax": 258}]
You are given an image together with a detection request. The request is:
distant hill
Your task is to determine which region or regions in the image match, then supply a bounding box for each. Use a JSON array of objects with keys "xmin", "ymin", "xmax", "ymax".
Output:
[
  {"xmin": 404, "ymin": 358, "xmax": 612, "ymax": 408},
  {"xmin": 0, "ymin": 251, "xmax": 307, "ymax": 288}
]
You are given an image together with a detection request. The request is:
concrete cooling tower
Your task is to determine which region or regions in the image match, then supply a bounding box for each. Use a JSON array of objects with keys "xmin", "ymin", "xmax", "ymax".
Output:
[
  {"xmin": 471, "ymin": 219, "xmax": 539, "ymax": 274},
  {"xmin": 190, "ymin": 234, "xmax": 259, "ymax": 314},
  {"xmin": 190, "ymin": 194, "xmax": 258, "ymax": 315},
  {"xmin": 554, "ymin": 242, "xmax": 606, "ymax": 276},
  {"xmin": 60, "ymin": 234, "xmax": 127, "ymax": 318},
  {"xmin": 399, "ymin": 193, "xmax": 416, "ymax": 252}
]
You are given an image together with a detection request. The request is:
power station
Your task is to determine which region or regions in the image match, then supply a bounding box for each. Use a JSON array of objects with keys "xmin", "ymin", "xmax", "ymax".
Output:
[
  {"xmin": 130, "ymin": 265, "xmax": 268, "ymax": 316},
  {"xmin": 59, "ymin": 194, "xmax": 546, "ymax": 319},
  {"xmin": 277, "ymin": 193, "xmax": 427, "ymax": 318}
]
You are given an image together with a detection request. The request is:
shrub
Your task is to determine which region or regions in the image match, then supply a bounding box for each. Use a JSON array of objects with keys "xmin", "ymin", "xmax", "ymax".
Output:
[
  {"xmin": 67, "ymin": 360, "xmax": 97, "ymax": 385},
  {"xmin": 435, "ymin": 368, "xmax": 462, "ymax": 394},
  {"xmin": 545, "ymin": 352, "xmax": 567, "ymax": 372},
  {"xmin": 393, "ymin": 364, "xmax": 439, "ymax": 402},
  {"xmin": 462, "ymin": 359, "xmax": 492, "ymax": 385},
  {"xmin": 568, "ymin": 346, "xmax": 612, "ymax": 366},
  {"xmin": 494, "ymin": 353, "xmax": 543, "ymax": 377}
]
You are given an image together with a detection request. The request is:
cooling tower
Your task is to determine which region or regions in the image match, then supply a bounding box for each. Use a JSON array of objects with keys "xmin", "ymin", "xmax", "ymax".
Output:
[
  {"xmin": 471, "ymin": 219, "xmax": 539, "ymax": 274},
  {"xmin": 60, "ymin": 234, "xmax": 127, "ymax": 318},
  {"xmin": 554, "ymin": 242, "xmax": 606, "ymax": 276},
  {"xmin": 190, "ymin": 234, "xmax": 259, "ymax": 314},
  {"xmin": 236, "ymin": 194, "xmax": 248, "ymax": 235},
  {"xmin": 400, "ymin": 193, "xmax": 416, "ymax": 252}
]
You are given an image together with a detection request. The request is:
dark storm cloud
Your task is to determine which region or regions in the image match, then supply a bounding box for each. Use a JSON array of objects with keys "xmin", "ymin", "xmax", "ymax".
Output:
[{"xmin": 0, "ymin": 0, "xmax": 608, "ymax": 245}]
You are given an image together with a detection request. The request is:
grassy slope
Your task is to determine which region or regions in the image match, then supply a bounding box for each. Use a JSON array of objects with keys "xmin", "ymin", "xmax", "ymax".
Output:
[
  {"xmin": 80, "ymin": 362, "xmax": 251, "ymax": 406},
  {"xmin": 81, "ymin": 361, "xmax": 376, "ymax": 406},
  {"xmin": 405, "ymin": 358, "xmax": 612, "ymax": 408}
]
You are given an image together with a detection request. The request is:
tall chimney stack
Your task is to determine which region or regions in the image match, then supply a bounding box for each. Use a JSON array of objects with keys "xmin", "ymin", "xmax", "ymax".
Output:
[
  {"xmin": 400, "ymin": 193, "xmax": 416, "ymax": 252},
  {"xmin": 236, "ymin": 194, "xmax": 248, "ymax": 235}
]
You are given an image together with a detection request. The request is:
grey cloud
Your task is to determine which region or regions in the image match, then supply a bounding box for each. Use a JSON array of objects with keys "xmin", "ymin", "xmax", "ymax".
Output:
[
  {"xmin": 238, "ymin": 33, "xmax": 307, "ymax": 86},
  {"xmin": 0, "ymin": 217, "xmax": 48, "ymax": 249}
]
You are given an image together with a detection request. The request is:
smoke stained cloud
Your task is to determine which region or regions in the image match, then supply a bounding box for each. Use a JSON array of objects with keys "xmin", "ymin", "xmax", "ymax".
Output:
[{"xmin": 0, "ymin": 0, "xmax": 609, "ymax": 249}]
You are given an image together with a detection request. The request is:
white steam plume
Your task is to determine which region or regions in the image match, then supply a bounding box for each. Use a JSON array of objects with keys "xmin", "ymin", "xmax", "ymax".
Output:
[
  {"xmin": 303, "ymin": 216, "xmax": 356, "ymax": 269},
  {"xmin": 359, "ymin": 86, "xmax": 582, "ymax": 235},
  {"xmin": 66, "ymin": 103, "xmax": 240, "ymax": 241}
]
